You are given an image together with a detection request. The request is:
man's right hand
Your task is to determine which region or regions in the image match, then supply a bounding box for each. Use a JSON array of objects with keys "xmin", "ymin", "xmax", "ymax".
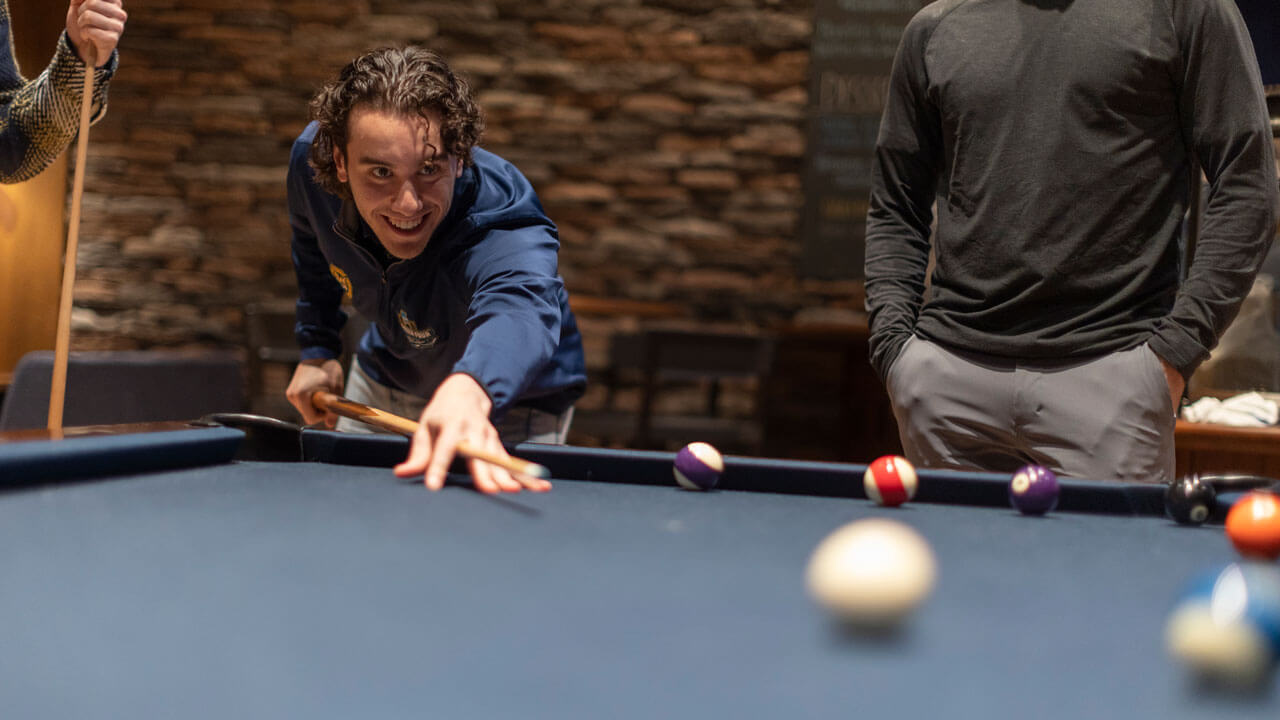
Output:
[
  {"xmin": 66, "ymin": 0, "xmax": 127, "ymax": 67},
  {"xmin": 285, "ymin": 358, "xmax": 345, "ymax": 426}
]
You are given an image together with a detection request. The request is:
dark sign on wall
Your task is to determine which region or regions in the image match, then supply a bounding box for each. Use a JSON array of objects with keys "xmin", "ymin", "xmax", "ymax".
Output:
[
  {"xmin": 798, "ymin": 0, "xmax": 930, "ymax": 280},
  {"xmin": 1235, "ymin": 0, "xmax": 1279, "ymax": 86}
]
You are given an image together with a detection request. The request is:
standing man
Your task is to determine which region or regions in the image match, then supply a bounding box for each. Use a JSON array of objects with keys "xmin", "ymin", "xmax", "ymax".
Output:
[
  {"xmin": 865, "ymin": 0, "xmax": 1278, "ymax": 483},
  {"xmin": 285, "ymin": 46, "xmax": 586, "ymax": 494},
  {"xmin": 0, "ymin": 0, "xmax": 127, "ymax": 182}
]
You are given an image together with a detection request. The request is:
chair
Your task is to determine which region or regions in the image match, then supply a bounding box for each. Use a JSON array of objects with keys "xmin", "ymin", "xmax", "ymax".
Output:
[
  {"xmin": 243, "ymin": 303, "xmax": 303, "ymax": 419},
  {"xmin": 580, "ymin": 328, "xmax": 775, "ymax": 454},
  {"xmin": 242, "ymin": 303, "xmax": 367, "ymax": 420},
  {"xmin": 0, "ymin": 350, "xmax": 245, "ymax": 430},
  {"xmin": 759, "ymin": 319, "xmax": 903, "ymax": 463}
]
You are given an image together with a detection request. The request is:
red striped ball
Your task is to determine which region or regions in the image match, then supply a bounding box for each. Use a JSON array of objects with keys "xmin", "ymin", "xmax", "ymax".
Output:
[{"xmin": 864, "ymin": 455, "xmax": 918, "ymax": 507}]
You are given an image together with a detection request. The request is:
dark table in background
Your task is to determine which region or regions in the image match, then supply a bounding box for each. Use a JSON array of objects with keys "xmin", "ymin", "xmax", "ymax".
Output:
[
  {"xmin": 762, "ymin": 320, "xmax": 902, "ymax": 463},
  {"xmin": 0, "ymin": 424, "xmax": 1275, "ymax": 719}
]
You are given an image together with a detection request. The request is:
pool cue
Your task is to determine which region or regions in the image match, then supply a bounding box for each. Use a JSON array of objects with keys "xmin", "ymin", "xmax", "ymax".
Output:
[
  {"xmin": 310, "ymin": 391, "xmax": 551, "ymax": 479},
  {"xmin": 48, "ymin": 55, "xmax": 97, "ymax": 431}
]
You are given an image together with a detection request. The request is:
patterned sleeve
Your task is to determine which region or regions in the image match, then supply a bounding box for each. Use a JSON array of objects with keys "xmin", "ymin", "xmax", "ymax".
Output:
[{"xmin": 0, "ymin": 9, "xmax": 117, "ymax": 184}]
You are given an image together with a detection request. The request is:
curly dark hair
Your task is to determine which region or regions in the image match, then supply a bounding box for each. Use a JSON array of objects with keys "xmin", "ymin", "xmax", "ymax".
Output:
[{"xmin": 308, "ymin": 46, "xmax": 485, "ymax": 197}]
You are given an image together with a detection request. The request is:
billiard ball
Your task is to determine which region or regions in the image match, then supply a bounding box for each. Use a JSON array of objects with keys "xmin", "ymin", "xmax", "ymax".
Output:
[
  {"xmin": 1008, "ymin": 464, "xmax": 1058, "ymax": 515},
  {"xmin": 1225, "ymin": 491, "xmax": 1280, "ymax": 560},
  {"xmin": 1165, "ymin": 474, "xmax": 1217, "ymax": 526},
  {"xmin": 805, "ymin": 517, "xmax": 937, "ymax": 629},
  {"xmin": 673, "ymin": 442, "xmax": 723, "ymax": 491},
  {"xmin": 1165, "ymin": 562, "xmax": 1280, "ymax": 689},
  {"xmin": 864, "ymin": 455, "xmax": 918, "ymax": 507}
]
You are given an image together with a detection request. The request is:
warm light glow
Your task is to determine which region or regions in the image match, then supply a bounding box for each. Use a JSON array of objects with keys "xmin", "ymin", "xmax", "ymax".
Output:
[
  {"xmin": 0, "ymin": 187, "xmax": 18, "ymax": 234},
  {"xmin": 0, "ymin": 159, "xmax": 69, "ymax": 380}
]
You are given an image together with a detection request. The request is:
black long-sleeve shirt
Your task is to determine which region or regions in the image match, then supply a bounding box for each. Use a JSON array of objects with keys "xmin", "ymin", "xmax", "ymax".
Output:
[{"xmin": 864, "ymin": 0, "xmax": 1279, "ymax": 381}]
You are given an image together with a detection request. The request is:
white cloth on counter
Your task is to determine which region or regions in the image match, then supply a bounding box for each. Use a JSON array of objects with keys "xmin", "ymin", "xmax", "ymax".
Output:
[{"xmin": 1180, "ymin": 392, "xmax": 1280, "ymax": 427}]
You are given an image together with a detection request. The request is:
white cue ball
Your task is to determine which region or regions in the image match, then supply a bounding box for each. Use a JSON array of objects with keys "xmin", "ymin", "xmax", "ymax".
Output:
[
  {"xmin": 805, "ymin": 518, "xmax": 937, "ymax": 628},
  {"xmin": 1165, "ymin": 601, "xmax": 1275, "ymax": 689}
]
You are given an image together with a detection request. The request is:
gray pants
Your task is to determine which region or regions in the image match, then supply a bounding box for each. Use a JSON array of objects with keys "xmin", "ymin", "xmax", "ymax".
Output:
[
  {"xmin": 337, "ymin": 359, "xmax": 573, "ymax": 445},
  {"xmin": 884, "ymin": 337, "xmax": 1175, "ymax": 483}
]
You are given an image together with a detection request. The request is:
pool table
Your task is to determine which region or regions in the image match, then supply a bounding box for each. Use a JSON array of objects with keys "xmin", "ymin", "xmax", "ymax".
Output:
[{"xmin": 0, "ymin": 421, "xmax": 1276, "ymax": 719}]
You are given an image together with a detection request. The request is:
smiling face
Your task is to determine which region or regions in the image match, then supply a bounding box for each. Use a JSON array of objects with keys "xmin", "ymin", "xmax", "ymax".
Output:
[{"xmin": 333, "ymin": 106, "xmax": 463, "ymax": 260}]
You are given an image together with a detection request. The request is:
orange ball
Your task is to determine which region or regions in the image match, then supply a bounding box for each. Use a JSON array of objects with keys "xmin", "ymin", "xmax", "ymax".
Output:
[{"xmin": 1225, "ymin": 491, "xmax": 1280, "ymax": 560}]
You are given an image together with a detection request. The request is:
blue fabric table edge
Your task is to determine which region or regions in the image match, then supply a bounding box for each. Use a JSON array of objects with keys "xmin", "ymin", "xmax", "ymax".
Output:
[
  {"xmin": 0, "ymin": 426, "xmax": 244, "ymax": 486},
  {"xmin": 298, "ymin": 432, "xmax": 1170, "ymax": 517},
  {"xmin": 1, "ymin": 425, "xmax": 1173, "ymax": 518},
  {"xmin": 509, "ymin": 443, "xmax": 1168, "ymax": 517}
]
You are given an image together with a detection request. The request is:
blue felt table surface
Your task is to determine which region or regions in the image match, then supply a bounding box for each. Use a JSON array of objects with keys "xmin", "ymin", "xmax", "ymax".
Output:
[{"xmin": 0, "ymin": 459, "xmax": 1275, "ymax": 719}]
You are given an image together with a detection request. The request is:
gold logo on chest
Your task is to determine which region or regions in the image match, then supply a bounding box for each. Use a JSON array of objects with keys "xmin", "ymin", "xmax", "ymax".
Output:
[{"xmin": 398, "ymin": 310, "xmax": 438, "ymax": 349}]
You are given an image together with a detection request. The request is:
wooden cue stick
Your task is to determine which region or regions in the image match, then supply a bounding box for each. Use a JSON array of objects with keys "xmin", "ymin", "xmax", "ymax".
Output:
[
  {"xmin": 48, "ymin": 57, "xmax": 97, "ymax": 431},
  {"xmin": 310, "ymin": 391, "xmax": 551, "ymax": 479}
]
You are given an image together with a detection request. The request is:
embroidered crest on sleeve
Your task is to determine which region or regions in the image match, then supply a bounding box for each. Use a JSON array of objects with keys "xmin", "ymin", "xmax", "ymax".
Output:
[
  {"xmin": 398, "ymin": 310, "xmax": 438, "ymax": 349},
  {"xmin": 328, "ymin": 264, "xmax": 353, "ymax": 299}
]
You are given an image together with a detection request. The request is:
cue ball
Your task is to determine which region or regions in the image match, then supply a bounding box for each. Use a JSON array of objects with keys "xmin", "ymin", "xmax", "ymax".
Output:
[
  {"xmin": 864, "ymin": 455, "xmax": 918, "ymax": 507},
  {"xmin": 1008, "ymin": 464, "xmax": 1059, "ymax": 515},
  {"xmin": 1165, "ymin": 474, "xmax": 1217, "ymax": 526},
  {"xmin": 806, "ymin": 518, "xmax": 936, "ymax": 628},
  {"xmin": 1165, "ymin": 562, "xmax": 1280, "ymax": 689},
  {"xmin": 1225, "ymin": 491, "xmax": 1280, "ymax": 560},
  {"xmin": 673, "ymin": 442, "xmax": 723, "ymax": 491}
]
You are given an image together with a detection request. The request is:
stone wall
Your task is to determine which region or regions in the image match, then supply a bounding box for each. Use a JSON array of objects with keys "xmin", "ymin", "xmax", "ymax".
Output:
[{"xmin": 71, "ymin": 0, "xmax": 867, "ymax": 361}]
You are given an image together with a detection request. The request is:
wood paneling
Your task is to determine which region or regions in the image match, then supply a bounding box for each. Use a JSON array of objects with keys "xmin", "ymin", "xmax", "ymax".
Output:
[
  {"xmin": 0, "ymin": 168, "xmax": 67, "ymax": 385},
  {"xmin": 10, "ymin": 0, "xmax": 65, "ymax": 72},
  {"xmin": 0, "ymin": 0, "xmax": 72, "ymax": 385},
  {"xmin": 1175, "ymin": 419, "xmax": 1280, "ymax": 478}
]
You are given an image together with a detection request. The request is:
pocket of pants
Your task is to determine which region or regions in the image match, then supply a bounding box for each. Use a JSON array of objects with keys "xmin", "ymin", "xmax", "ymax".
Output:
[
  {"xmin": 1139, "ymin": 343, "xmax": 1175, "ymax": 418},
  {"xmin": 884, "ymin": 335, "xmax": 918, "ymax": 401}
]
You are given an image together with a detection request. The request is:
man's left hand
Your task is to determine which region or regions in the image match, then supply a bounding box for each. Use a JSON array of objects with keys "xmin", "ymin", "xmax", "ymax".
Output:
[{"xmin": 1158, "ymin": 355, "xmax": 1186, "ymax": 417}]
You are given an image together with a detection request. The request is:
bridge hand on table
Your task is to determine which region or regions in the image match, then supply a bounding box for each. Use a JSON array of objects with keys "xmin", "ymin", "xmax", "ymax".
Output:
[{"xmin": 393, "ymin": 373, "xmax": 552, "ymax": 494}]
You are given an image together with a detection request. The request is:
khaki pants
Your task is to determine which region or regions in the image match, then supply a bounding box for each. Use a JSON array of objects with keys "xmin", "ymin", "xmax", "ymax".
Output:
[
  {"xmin": 337, "ymin": 359, "xmax": 573, "ymax": 445},
  {"xmin": 884, "ymin": 337, "xmax": 1175, "ymax": 483}
]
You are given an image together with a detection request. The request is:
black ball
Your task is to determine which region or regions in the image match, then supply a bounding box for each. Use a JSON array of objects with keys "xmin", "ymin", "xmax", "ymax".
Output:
[{"xmin": 1165, "ymin": 474, "xmax": 1217, "ymax": 526}]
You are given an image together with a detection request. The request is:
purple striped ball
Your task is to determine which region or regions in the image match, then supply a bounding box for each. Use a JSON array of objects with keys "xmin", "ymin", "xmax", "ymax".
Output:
[{"xmin": 674, "ymin": 442, "xmax": 724, "ymax": 491}]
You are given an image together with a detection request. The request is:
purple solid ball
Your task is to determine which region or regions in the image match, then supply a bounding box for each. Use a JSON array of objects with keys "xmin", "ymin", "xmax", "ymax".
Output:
[
  {"xmin": 1009, "ymin": 464, "xmax": 1059, "ymax": 515},
  {"xmin": 673, "ymin": 442, "xmax": 724, "ymax": 491}
]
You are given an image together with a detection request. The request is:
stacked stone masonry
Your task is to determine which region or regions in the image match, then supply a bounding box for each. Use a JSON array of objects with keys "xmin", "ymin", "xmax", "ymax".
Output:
[{"xmin": 73, "ymin": 0, "xmax": 873, "ymax": 353}]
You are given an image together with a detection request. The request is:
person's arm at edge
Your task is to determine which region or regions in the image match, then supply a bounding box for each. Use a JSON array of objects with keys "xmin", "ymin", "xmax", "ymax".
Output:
[
  {"xmin": 0, "ymin": 2, "xmax": 120, "ymax": 183},
  {"xmin": 864, "ymin": 10, "xmax": 943, "ymax": 382},
  {"xmin": 284, "ymin": 138, "xmax": 349, "ymax": 425},
  {"xmin": 1147, "ymin": 0, "xmax": 1280, "ymax": 392}
]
